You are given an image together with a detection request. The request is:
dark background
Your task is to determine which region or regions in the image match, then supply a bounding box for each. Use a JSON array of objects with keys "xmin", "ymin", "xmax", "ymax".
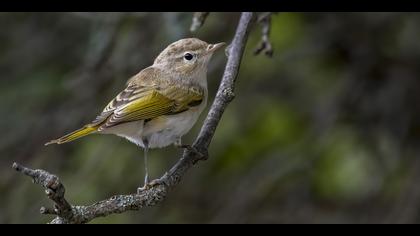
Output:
[{"xmin": 1, "ymin": 12, "xmax": 420, "ymax": 223}]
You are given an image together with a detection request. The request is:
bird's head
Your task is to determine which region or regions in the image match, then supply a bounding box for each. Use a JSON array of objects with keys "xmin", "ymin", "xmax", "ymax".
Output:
[{"xmin": 154, "ymin": 38, "xmax": 225, "ymax": 77}]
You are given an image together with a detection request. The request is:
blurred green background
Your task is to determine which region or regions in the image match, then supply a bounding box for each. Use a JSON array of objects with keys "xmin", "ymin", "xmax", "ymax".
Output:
[{"xmin": 1, "ymin": 12, "xmax": 420, "ymax": 223}]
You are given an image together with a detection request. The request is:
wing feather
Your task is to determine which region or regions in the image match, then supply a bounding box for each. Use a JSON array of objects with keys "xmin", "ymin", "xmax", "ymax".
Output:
[{"xmin": 90, "ymin": 67, "xmax": 204, "ymax": 130}]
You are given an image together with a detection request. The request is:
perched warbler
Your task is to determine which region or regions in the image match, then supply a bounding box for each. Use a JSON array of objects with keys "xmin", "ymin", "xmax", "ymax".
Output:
[{"xmin": 46, "ymin": 38, "xmax": 225, "ymax": 190}]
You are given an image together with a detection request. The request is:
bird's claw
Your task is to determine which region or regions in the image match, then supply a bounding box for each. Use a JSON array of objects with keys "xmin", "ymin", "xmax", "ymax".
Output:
[{"xmin": 137, "ymin": 179, "xmax": 165, "ymax": 193}]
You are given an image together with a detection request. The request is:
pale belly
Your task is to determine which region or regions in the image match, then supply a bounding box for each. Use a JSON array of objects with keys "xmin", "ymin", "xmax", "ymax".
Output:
[
  {"xmin": 142, "ymin": 108, "xmax": 202, "ymax": 148},
  {"xmin": 100, "ymin": 107, "xmax": 204, "ymax": 149}
]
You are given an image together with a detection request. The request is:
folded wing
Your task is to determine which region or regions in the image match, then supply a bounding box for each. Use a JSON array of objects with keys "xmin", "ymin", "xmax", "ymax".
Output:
[{"xmin": 93, "ymin": 67, "xmax": 204, "ymax": 131}]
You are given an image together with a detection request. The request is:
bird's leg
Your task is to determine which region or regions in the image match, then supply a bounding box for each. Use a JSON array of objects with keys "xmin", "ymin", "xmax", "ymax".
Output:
[
  {"xmin": 174, "ymin": 138, "xmax": 205, "ymax": 158},
  {"xmin": 174, "ymin": 138, "xmax": 182, "ymax": 147},
  {"xmin": 137, "ymin": 139, "xmax": 150, "ymax": 193},
  {"xmin": 144, "ymin": 142, "xmax": 149, "ymax": 186}
]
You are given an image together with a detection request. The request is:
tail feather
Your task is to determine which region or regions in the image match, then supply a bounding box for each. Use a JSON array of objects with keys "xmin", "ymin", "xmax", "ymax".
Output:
[{"xmin": 45, "ymin": 126, "xmax": 98, "ymax": 146}]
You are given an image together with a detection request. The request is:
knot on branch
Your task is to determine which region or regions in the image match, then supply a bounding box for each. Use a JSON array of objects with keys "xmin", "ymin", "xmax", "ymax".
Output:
[{"xmin": 223, "ymin": 88, "xmax": 236, "ymax": 102}]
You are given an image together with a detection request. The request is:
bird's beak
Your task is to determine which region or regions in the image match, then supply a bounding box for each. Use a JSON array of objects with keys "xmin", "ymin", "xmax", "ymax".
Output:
[{"xmin": 207, "ymin": 42, "xmax": 226, "ymax": 53}]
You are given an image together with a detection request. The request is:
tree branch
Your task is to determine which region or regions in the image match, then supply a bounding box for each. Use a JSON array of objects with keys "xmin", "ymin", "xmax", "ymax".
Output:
[
  {"xmin": 190, "ymin": 12, "xmax": 210, "ymax": 32},
  {"xmin": 254, "ymin": 12, "xmax": 274, "ymax": 57},
  {"xmin": 12, "ymin": 12, "xmax": 255, "ymax": 224}
]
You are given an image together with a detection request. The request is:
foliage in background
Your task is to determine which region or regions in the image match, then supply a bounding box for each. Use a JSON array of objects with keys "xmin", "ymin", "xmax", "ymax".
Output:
[{"xmin": 1, "ymin": 12, "xmax": 420, "ymax": 223}]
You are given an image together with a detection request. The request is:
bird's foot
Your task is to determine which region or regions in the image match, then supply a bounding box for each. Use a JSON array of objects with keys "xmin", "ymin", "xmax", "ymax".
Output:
[{"xmin": 137, "ymin": 179, "xmax": 165, "ymax": 193}]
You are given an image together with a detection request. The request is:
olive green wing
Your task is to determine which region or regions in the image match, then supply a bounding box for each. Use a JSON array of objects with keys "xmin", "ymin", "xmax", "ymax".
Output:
[
  {"xmin": 90, "ymin": 83, "xmax": 153, "ymax": 126},
  {"xmin": 101, "ymin": 85, "xmax": 204, "ymax": 129},
  {"xmin": 90, "ymin": 68, "xmax": 204, "ymax": 130}
]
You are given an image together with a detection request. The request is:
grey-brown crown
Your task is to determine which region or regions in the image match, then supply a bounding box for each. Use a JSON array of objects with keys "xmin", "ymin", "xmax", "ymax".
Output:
[{"xmin": 154, "ymin": 38, "xmax": 209, "ymax": 65}]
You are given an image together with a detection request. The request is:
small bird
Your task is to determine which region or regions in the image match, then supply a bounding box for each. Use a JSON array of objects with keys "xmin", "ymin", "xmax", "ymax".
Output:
[{"xmin": 45, "ymin": 38, "xmax": 225, "ymax": 190}]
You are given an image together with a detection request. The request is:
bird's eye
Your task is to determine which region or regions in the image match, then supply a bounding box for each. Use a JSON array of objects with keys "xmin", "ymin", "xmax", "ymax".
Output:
[{"xmin": 184, "ymin": 53, "xmax": 194, "ymax": 61}]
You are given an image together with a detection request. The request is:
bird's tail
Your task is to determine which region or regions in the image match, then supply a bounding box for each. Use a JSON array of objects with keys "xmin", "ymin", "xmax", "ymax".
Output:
[{"xmin": 45, "ymin": 125, "xmax": 98, "ymax": 146}]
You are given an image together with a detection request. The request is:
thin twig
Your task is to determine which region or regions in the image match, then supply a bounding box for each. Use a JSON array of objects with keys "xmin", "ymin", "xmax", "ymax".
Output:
[
  {"xmin": 190, "ymin": 12, "xmax": 210, "ymax": 32},
  {"xmin": 254, "ymin": 12, "xmax": 274, "ymax": 57},
  {"xmin": 13, "ymin": 12, "xmax": 255, "ymax": 224}
]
